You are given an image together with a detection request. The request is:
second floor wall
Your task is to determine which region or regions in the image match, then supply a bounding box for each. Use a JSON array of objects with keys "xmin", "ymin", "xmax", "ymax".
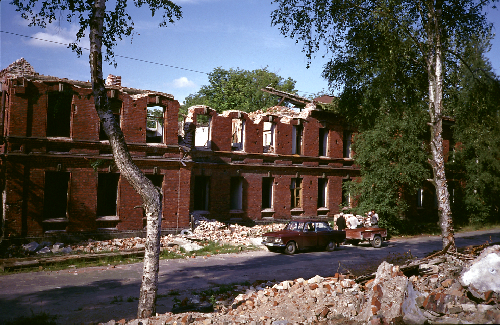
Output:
[
  {"xmin": 180, "ymin": 105, "xmax": 354, "ymax": 160},
  {"xmin": 2, "ymin": 76, "xmax": 180, "ymax": 146}
]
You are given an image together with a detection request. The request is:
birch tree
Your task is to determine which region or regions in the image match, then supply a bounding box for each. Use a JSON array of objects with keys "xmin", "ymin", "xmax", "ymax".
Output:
[
  {"xmin": 272, "ymin": 0, "xmax": 497, "ymax": 250},
  {"xmin": 10, "ymin": 0, "xmax": 182, "ymax": 317}
]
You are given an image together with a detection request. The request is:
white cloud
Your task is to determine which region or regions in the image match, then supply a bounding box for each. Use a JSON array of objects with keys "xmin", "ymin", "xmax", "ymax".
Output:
[
  {"xmin": 26, "ymin": 25, "xmax": 87, "ymax": 49},
  {"xmin": 171, "ymin": 77, "xmax": 196, "ymax": 88}
]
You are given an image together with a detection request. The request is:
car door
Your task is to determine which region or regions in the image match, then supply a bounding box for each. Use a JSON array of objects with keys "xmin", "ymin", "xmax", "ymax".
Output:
[
  {"xmin": 314, "ymin": 222, "xmax": 331, "ymax": 248},
  {"xmin": 300, "ymin": 222, "xmax": 318, "ymax": 248}
]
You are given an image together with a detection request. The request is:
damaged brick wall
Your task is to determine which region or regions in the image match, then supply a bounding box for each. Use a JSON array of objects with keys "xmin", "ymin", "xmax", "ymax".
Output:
[
  {"xmin": 183, "ymin": 104, "xmax": 356, "ymax": 223},
  {"xmin": 1, "ymin": 70, "xmax": 189, "ymax": 237},
  {"xmin": 1, "ymin": 60, "xmax": 364, "ymax": 238}
]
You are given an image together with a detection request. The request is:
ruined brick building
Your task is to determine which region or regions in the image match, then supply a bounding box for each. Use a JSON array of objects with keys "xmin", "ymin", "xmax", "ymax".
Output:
[{"xmin": 0, "ymin": 59, "xmax": 359, "ymax": 238}]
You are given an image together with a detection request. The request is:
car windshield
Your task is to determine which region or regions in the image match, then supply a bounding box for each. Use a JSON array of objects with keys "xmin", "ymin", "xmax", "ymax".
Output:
[{"xmin": 285, "ymin": 221, "xmax": 305, "ymax": 231}]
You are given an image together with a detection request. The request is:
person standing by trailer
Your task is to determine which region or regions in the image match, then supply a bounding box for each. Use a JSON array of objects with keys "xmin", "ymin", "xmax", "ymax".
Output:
[
  {"xmin": 336, "ymin": 213, "xmax": 347, "ymax": 231},
  {"xmin": 347, "ymin": 214, "xmax": 359, "ymax": 229},
  {"xmin": 370, "ymin": 210, "xmax": 379, "ymax": 227}
]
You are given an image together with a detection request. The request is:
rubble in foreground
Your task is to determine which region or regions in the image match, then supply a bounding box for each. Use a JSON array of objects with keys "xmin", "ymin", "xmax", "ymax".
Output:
[{"xmin": 102, "ymin": 244, "xmax": 500, "ymax": 325}]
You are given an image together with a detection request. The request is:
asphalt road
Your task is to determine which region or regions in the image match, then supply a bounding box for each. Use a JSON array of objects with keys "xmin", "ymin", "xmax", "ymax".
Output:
[{"xmin": 1, "ymin": 229, "xmax": 499, "ymax": 324}]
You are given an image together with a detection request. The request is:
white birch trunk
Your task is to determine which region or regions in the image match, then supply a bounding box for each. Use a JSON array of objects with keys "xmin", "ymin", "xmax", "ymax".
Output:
[
  {"xmin": 89, "ymin": 0, "xmax": 162, "ymax": 317},
  {"xmin": 426, "ymin": 1, "xmax": 455, "ymax": 251}
]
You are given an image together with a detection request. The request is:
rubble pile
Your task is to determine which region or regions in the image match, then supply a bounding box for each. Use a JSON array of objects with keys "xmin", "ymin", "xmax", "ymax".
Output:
[
  {"xmin": 187, "ymin": 218, "xmax": 285, "ymax": 245},
  {"xmin": 1, "ymin": 219, "xmax": 286, "ymax": 258},
  {"xmin": 106, "ymin": 244, "xmax": 500, "ymax": 325}
]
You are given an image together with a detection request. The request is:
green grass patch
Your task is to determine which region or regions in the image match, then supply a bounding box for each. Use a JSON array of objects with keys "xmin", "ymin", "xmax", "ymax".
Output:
[
  {"xmin": 455, "ymin": 222, "xmax": 500, "ymax": 233},
  {"xmin": 2, "ymin": 254, "xmax": 143, "ymax": 275},
  {"xmin": 2, "ymin": 241, "xmax": 259, "ymax": 275}
]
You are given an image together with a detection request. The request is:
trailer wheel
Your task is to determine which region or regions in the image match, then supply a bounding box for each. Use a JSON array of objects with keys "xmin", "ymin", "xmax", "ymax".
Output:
[
  {"xmin": 371, "ymin": 235, "xmax": 383, "ymax": 248},
  {"xmin": 326, "ymin": 241, "xmax": 337, "ymax": 252},
  {"xmin": 285, "ymin": 241, "xmax": 297, "ymax": 255}
]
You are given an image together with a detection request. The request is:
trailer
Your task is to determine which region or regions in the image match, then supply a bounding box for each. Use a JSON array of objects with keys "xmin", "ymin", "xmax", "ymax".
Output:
[{"xmin": 345, "ymin": 227, "xmax": 387, "ymax": 248}]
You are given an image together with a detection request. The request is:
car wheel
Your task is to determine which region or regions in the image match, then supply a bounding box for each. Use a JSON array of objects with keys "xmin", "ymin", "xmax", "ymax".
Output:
[
  {"xmin": 371, "ymin": 235, "xmax": 383, "ymax": 248},
  {"xmin": 285, "ymin": 241, "xmax": 297, "ymax": 255},
  {"xmin": 326, "ymin": 241, "xmax": 337, "ymax": 252}
]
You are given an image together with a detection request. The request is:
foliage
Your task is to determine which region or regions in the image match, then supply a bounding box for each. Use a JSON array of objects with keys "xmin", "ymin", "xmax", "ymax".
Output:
[
  {"xmin": 147, "ymin": 108, "xmax": 164, "ymax": 128},
  {"xmin": 183, "ymin": 67, "xmax": 296, "ymax": 113},
  {"xmin": 345, "ymin": 111, "xmax": 430, "ymax": 234},
  {"xmin": 446, "ymin": 39, "xmax": 500, "ymax": 225},
  {"xmin": 271, "ymin": 0, "xmax": 497, "ymax": 239}
]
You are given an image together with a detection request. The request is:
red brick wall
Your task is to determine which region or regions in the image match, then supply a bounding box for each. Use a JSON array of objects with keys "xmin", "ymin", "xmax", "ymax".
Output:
[
  {"xmin": 68, "ymin": 169, "xmax": 97, "ymax": 232},
  {"xmin": 275, "ymin": 122, "xmax": 293, "ymax": 155},
  {"xmin": 27, "ymin": 169, "xmax": 44, "ymax": 236},
  {"xmin": 8, "ymin": 84, "xmax": 29, "ymax": 137},
  {"xmin": 4, "ymin": 161, "xmax": 25, "ymax": 236},
  {"xmin": 73, "ymin": 88, "xmax": 99, "ymax": 141},
  {"xmin": 162, "ymin": 166, "xmax": 191, "ymax": 229},
  {"xmin": 117, "ymin": 176, "xmax": 143, "ymax": 230},
  {"xmin": 303, "ymin": 118, "xmax": 320, "ymax": 157},
  {"xmin": 243, "ymin": 116, "xmax": 263, "ymax": 153},
  {"xmin": 165, "ymin": 99, "xmax": 180, "ymax": 146},
  {"xmin": 121, "ymin": 94, "xmax": 144, "ymax": 143}
]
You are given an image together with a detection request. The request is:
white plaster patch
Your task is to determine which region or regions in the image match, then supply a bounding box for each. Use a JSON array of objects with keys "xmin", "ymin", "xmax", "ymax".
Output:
[{"xmin": 461, "ymin": 253, "xmax": 500, "ymax": 292}]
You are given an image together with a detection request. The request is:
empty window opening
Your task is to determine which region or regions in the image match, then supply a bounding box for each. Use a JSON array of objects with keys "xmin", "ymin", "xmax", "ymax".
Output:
[
  {"xmin": 319, "ymin": 128, "xmax": 329, "ymax": 157},
  {"xmin": 416, "ymin": 188, "xmax": 424, "ymax": 207},
  {"xmin": 193, "ymin": 176, "xmax": 210, "ymax": 211},
  {"xmin": 146, "ymin": 174, "xmax": 164, "ymax": 191},
  {"xmin": 318, "ymin": 178, "xmax": 328, "ymax": 208},
  {"xmin": 230, "ymin": 177, "xmax": 243, "ymax": 210},
  {"xmin": 231, "ymin": 118, "xmax": 244, "ymax": 151},
  {"xmin": 194, "ymin": 115, "xmax": 211, "ymax": 148},
  {"xmin": 292, "ymin": 124, "xmax": 303, "ymax": 155},
  {"xmin": 343, "ymin": 131, "xmax": 352, "ymax": 158},
  {"xmin": 342, "ymin": 179, "xmax": 352, "ymax": 208},
  {"xmin": 262, "ymin": 177, "xmax": 274, "ymax": 210},
  {"xmin": 263, "ymin": 121, "xmax": 276, "ymax": 153},
  {"xmin": 99, "ymin": 99, "xmax": 122, "ymax": 141},
  {"xmin": 146, "ymin": 106, "xmax": 165, "ymax": 143},
  {"xmin": 47, "ymin": 92, "xmax": 72, "ymax": 137},
  {"xmin": 290, "ymin": 178, "xmax": 302, "ymax": 209},
  {"xmin": 96, "ymin": 173, "xmax": 120, "ymax": 216},
  {"xmin": 43, "ymin": 172, "xmax": 70, "ymax": 220}
]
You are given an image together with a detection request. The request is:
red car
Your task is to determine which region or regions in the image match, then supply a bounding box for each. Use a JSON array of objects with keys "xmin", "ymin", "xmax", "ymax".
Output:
[{"xmin": 262, "ymin": 220, "xmax": 346, "ymax": 254}]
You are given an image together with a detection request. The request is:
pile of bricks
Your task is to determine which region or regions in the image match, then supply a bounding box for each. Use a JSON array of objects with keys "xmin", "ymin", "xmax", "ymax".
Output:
[
  {"xmin": 3, "ymin": 219, "xmax": 285, "ymax": 258},
  {"xmin": 103, "ymin": 244, "xmax": 500, "ymax": 325}
]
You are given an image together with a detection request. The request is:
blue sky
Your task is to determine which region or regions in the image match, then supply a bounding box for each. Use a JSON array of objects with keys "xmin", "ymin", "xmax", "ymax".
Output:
[{"xmin": 1, "ymin": 0, "xmax": 500, "ymax": 104}]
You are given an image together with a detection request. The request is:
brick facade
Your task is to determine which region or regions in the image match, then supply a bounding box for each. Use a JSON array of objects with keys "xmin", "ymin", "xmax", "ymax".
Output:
[{"xmin": 0, "ymin": 62, "xmax": 359, "ymax": 238}]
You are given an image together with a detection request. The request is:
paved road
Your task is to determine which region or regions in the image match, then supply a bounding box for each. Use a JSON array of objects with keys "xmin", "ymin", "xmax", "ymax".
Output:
[{"xmin": 1, "ymin": 229, "xmax": 499, "ymax": 324}]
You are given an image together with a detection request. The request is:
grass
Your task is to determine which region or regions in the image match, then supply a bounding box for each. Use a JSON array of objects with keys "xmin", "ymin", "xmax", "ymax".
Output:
[
  {"xmin": 4, "ymin": 311, "xmax": 58, "ymax": 325},
  {"xmin": 455, "ymin": 222, "xmax": 500, "ymax": 233},
  {"xmin": 390, "ymin": 222, "xmax": 500, "ymax": 240},
  {"xmin": 2, "ymin": 241, "xmax": 259, "ymax": 275}
]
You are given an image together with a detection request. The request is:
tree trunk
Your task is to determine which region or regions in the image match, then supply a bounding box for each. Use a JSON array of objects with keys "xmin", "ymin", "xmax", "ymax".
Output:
[
  {"xmin": 89, "ymin": 0, "xmax": 163, "ymax": 318},
  {"xmin": 426, "ymin": 1, "xmax": 455, "ymax": 251}
]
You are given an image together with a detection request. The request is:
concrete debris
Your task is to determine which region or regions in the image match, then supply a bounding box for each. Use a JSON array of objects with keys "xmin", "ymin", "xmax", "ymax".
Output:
[
  {"xmin": 22, "ymin": 241, "xmax": 41, "ymax": 253},
  {"xmin": 460, "ymin": 245, "xmax": 500, "ymax": 294},
  {"xmin": 2, "ymin": 218, "xmax": 284, "ymax": 258},
  {"xmin": 99, "ymin": 242, "xmax": 500, "ymax": 325}
]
